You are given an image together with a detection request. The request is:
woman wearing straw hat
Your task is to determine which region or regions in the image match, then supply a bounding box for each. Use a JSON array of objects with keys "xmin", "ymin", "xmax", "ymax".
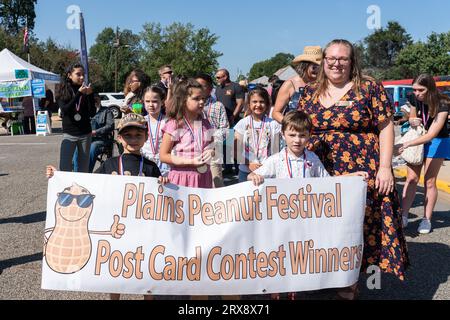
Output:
[{"xmin": 272, "ymin": 46, "xmax": 322, "ymax": 124}]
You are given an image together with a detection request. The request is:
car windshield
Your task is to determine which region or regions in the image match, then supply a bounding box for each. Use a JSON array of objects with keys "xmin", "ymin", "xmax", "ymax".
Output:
[
  {"xmin": 112, "ymin": 94, "xmax": 125, "ymax": 100},
  {"xmin": 385, "ymin": 88, "xmax": 394, "ymax": 102}
]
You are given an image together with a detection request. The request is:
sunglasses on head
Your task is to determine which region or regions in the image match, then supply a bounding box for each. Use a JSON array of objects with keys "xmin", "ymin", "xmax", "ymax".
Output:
[{"xmin": 57, "ymin": 192, "xmax": 95, "ymax": 208}]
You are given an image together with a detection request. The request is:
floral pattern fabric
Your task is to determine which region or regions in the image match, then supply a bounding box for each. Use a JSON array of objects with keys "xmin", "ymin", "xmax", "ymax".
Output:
[{"xmin": 298, "ymin": 79, "xmax": 409, "ymax": 280}]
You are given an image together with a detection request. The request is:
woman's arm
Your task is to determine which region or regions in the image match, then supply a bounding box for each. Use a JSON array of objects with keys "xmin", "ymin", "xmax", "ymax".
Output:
[
  {"xmin": 271, "ymin": 81, "xmax": 294, "ymax": 123},
  {"xmin": 402, "ymin": 112, "xmax": 448, "ymax": 148},
  {"xmin": 377, "ymin": 119, "xmax": 395, "ymax": 195},
  {"xmin": 159, "ymin": 133, "xmax": 201, "ymax": 167}
]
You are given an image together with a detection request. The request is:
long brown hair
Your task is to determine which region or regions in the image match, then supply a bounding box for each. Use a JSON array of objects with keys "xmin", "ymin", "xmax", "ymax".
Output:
[
  {"xmin": 413, "ymin": 74, "xmax": 450, "ymax": 118},
  {"xmin": 313, "ymin": 39, "xmax": 369, "ymax": 101},
  {"xmin": 123, "ymin": 69, "xmax": 151, "ymax": 98},
  {"xmin": 168, "ymin": 78, "xmax": 204, "ymax": 121},
  {"xmin": 245, "ymin": 87, "xmax": 271, "ymax": 117}
]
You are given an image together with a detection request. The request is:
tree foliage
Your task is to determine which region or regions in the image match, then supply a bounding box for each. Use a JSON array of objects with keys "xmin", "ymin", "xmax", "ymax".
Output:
[
  {"xmin": 140, "ymin": 22, "xmax": 222, "ymax": 82},
  {"xmin": 248, "ymin": 53, "xmax": 294, "ymax": 81},
  {"xmin": 364, "ymin": 21, "xmax": 412, "ymax": 69},
  {"xmin": 0, "ymin": 0, "xmax": 37, "ymax": 34},
  {"xmin": 395, "ymin": 32, "xmax": 450, "ymax": 78},
  {"xmin": 89, "ymin": 27, "xmax": 141, "ymax": 92},
  {"xmin": 1, "ymin": 26, "xmax": 77, "ymax": 76}
]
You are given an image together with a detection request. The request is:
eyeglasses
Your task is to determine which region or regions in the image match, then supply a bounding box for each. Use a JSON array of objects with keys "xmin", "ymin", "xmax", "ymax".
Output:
[
  {"xmin": 215, "ymin": 75, "xmax": 225, "ymax": 79},
  {"xmin": 57, "ymin": 192, "xmax": 95, "ymax": 208},
  {"xmin": 324, "ymin": 56, "xmax": 351, "ymax": 65}
]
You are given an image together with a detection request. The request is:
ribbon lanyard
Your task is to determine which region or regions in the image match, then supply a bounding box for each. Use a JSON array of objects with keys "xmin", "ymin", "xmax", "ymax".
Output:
[
  {"xmin": 250, "ymin": 116, "xmax": 266, "ymax": 159},
  {"xmin": 75, "ymin": 96, "xmax": 83, "ymax": 113},
  {"xmin": 421, "ymin": 104, "xmax": 429, "ymax": 125},
  {"xmin": 184, "ymin": 116, "xmax": 203, "ymax": 153},
  {"xmin": 119, "ymin": 154, "xmax": 144, "ymax": 176},
  {"xmin": 147, "ymin": 113, "xmax": 162, "ymax": 154},
  {"xmin": 285, "ymin": 149, "xmax": 307, "ymax": 178}
]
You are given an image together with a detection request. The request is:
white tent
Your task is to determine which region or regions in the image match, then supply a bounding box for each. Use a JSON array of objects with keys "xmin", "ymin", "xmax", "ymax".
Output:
[
  {"xmin": 249, "ymin": 75, "xmax": 269, "ymax": 85},
  {"xmin": 0, "ymin": 48, "xmax": 60, "ymax": 83},
  {"xmin": 274, "ymin": 65, "xmax": 297, "ymax": 80},
  {"xmin": 0, "ymin": 48, "xmax": 60, "ymax": 135}
]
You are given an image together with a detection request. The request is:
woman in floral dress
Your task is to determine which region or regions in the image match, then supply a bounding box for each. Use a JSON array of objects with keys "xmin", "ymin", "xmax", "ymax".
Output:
[{"xmin": 298, "ymin": 39, "xmax": 409, "ymax": 299}]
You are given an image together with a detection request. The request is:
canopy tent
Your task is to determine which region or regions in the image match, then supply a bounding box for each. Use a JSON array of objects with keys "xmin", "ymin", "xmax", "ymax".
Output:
[
  {"xmin": 0, "ymin": 48, "xmax": 60, "ymax": 83},
  {"xmin": 274, "ymin": 65, "xmax": 297, "ymax": 80},
  {"xmin": 249, "ymin": 75, "xmax": 269, "ymax": 85},
  {"xmin": 0, "ymin": 48, "xmax": 60, "ymax": 135}
]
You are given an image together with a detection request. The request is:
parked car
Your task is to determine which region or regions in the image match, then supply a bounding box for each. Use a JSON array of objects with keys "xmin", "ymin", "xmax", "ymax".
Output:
[
  {"xmin": 99, "ymin": 92, "xmax": 125, "ymax": 119},
  {"xmin": 384, "ymin": 85, "xmax": 414, "ymax": 121}
]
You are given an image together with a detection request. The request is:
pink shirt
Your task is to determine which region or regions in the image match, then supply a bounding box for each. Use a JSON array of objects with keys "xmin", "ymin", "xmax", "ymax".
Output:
[{"xmin": 161, "ymin": 118, "xmax": 214, "ymax": 161}]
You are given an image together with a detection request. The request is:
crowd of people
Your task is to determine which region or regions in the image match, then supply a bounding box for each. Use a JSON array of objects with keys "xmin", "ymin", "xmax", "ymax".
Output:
[{"xmin": 45, "ymin": 38, "xmax": 450, "ymax": 300}]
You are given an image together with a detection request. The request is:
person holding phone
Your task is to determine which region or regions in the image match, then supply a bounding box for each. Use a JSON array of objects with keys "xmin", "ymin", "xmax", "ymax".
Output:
[{"xmin": 56, "ymin": 63, "xmax": 96, "ymax": 172}]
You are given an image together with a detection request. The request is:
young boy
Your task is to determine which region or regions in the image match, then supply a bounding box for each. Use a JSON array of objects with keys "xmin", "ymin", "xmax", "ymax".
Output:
[
  {"xmin": 46, "ymin": 113, "xmax": 168, "ymax": 300},
  {"xmin": 248, "ymin": 110, "xmax": 368, "ymax": 185}
]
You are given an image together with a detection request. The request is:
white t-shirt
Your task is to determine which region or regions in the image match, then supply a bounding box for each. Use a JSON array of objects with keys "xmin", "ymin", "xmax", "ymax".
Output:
[
  {"xmin": 141, "ymin": 115, "xmax": 169, "ymax": 176},
  {"xmin": 234, "ymin": 115, "xmax": 281, "ymax": 173},
  {"xmin": 254, "ymin": 148, "xmax": 330, "ymax": 178}
]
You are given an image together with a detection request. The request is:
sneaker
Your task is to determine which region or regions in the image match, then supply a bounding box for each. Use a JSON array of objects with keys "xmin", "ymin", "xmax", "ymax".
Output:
[
  {"xmin": 402, "ymin": 214, "xmax": 408, "ymax": 229},
  {"xmin": 418, "ymin": 218, "xmax": 432, "ymax": 234}
]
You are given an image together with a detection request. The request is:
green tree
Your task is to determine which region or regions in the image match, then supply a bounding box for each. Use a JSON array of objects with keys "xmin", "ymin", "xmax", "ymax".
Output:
[
  {"xmin": 1, "ymin": 26, "xmax": 78, "ymax": 76},
  {"xmin": 395, "ymin": 32, "xmax": 450, "ymax": 78},
  {"xmin": 0, "ymin": 0, "xmax": 37, "ymax": 34},
  {"xmin": 248, "ymin": 53, "xmax": 294, "ymax": 81},
  {"xmin": 32, "ymin": 38, "xmax": 78, "ymax": 76},
  {"xmin": 140, "ymin": 22, "xmax": 222, "ymax": 81},
  {"xmin": 365, "ymin": 21, "xmax": 412, "ymax": 68},
  {"xmin": 89, "ymin": 27, "xmax": 141, "ymax": 92}
]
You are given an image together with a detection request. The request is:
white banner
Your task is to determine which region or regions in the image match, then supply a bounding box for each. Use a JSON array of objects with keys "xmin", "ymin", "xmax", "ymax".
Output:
[{"xmin": 42, "ymin": 171, "xmax": 367, "ymax": 296}]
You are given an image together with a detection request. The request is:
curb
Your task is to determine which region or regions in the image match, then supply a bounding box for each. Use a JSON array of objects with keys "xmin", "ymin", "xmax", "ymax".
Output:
[{"xmin": 394, "ymin": 167, "xmax": 450, "ymax": 195}]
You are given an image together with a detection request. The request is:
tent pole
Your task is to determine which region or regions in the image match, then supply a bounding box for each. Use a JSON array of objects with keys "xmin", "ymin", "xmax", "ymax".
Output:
[{"xmin": 32, "ymin": 96, "xmax": 37, "ymax": 136}]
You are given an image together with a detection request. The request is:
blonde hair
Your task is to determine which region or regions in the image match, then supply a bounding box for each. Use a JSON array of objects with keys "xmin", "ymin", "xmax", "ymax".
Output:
[{"xmin": 313, "ymin": 39, "xmax": 370, "ymax": 101}]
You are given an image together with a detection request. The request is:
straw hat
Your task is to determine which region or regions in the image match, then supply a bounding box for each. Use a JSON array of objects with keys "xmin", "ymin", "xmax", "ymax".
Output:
[{"xmin": 292, "ymin": 46, "xmax": 322, "ymax": 65}]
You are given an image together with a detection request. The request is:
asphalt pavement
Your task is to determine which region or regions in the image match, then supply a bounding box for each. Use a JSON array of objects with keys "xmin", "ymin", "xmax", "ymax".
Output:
[{"xmin": 0, "ymin": 119, "xmax": 449, "ymax": 300}]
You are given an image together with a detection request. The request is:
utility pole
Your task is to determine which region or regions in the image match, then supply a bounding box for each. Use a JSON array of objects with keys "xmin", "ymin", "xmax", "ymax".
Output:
[{"xmin": 114, "ymin": 27, "xmax": 120, "ymax": 92}]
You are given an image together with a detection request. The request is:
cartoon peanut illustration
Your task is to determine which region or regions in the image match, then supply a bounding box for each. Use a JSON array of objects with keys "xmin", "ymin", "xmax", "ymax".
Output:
[{"xmin": 44, "ymin": 183, "xmax": 125, "ymax": 274}]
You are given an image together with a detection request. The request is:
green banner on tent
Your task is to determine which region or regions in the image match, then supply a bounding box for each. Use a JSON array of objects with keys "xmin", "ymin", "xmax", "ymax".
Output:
[
  {"xmin": 0, "ymin": 80, "xmax": 32, "ymax": 98},
  {"xmin": 15, "ymin": 69, "xmax": 29, "ymax": 79}
]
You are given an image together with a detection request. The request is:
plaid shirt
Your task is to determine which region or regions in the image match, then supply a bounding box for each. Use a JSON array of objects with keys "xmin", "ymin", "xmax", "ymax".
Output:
[{"xmin": 203, "ymin": 97, "xmax": 229, "ymax": 142}]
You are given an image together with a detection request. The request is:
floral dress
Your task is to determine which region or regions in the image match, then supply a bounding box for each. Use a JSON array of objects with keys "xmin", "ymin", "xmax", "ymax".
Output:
[{"xmin": 298, "ymin": 79, "xmax": 409, "ymax": 280}]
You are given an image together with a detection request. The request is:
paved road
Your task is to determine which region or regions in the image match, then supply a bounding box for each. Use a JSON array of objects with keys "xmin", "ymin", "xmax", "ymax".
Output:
[{"xmin": 0, "ymin": 131, "xmax": 449, "ymax": 300}]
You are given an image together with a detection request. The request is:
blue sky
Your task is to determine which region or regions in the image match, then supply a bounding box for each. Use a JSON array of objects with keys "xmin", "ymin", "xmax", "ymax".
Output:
[{"xmin": 33, "ymin": 0, "xmax": 450, "ymax": 80}]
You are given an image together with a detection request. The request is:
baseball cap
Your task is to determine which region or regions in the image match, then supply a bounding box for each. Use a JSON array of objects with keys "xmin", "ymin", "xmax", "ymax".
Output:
[{"xmin": 117, "ymin": 113, "xmax": 148, "ymax": 134}]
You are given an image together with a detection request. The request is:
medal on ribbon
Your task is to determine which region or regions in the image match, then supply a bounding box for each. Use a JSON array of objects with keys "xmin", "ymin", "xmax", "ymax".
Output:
[
  {"xmin": 184, "ymin": 117, "xmax": 207, "ymax": 174},
  {"xmin": 250, "ymin": 116, "xmax": 266, "ymax": 163}
]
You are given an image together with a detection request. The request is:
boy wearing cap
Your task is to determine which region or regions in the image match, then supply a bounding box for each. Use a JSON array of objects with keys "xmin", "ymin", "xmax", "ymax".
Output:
[
  {"xmin": 46, "ymin": 113, "xmax": 168, "ymax": 300},
  {"xmin": 47, "ymin": 114, "xmax": 164, "ymax": 178},
  {"xmin": 94, "ymin": 113, "xmax": 161, "ymax": 177}
]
